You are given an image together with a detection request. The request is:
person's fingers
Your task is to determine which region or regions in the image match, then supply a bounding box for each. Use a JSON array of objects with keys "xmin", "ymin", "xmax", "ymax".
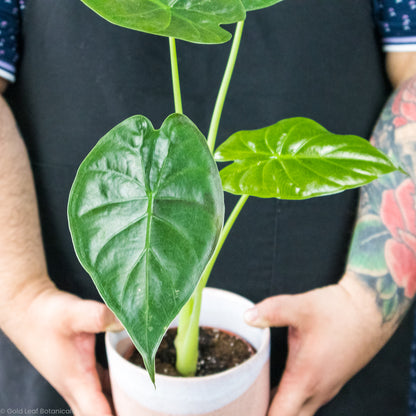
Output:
[
  {"xmin": 64, "ymin": 356, "xmax": 114, "ymax": 416},
  {"xmin": 269, "ymin": 397, "xmax": 323, "ymax": 416},
  {"xmin": 70, "ymin": 300, "xmax": 124, "ymax": 333},
  {"xmin": 268, "ymin": 380, "xmax": 327, "ymax": 416},
  {"xmin": 268, "ymin": 387, "xmax": 306, "ymax": 416},
  {"xmin": 70, "ymin": 386, "xmax": 114, "ymax": 416},
  {"xmin": 244, "ymin": 294, "xmax": 304, "ymax": 328}
]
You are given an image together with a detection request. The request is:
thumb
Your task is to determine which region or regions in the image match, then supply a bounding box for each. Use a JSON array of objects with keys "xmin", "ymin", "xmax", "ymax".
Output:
[
  {"xmin": 244, "ymin": 295, "xmax": 302, "ymax": 328},
  {"xmin": 71, "ymin": 300, "xmax": 124, "ymax": 333}
]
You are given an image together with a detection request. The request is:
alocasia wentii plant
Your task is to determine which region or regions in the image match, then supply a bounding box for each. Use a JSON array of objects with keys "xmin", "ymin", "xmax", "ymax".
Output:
[
  {"xmin": 68, "ymin": 0, "xmax": 403, "ymax": 383},
  {"xmin": 68, "ymin": 114, "xmax": 224, "ymax": 378}
]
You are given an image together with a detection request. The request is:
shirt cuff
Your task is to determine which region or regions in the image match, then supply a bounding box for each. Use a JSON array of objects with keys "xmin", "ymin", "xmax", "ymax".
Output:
[
  {"xmin": 382, "ymin": 36, "xmax": 416, "ymax": 52},
  {"xmin": 0, "ymin": 61, "xmax": 16, "ymax": 82}
]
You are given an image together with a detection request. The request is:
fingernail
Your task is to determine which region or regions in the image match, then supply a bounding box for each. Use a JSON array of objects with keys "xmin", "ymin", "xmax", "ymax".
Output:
[
  {"xmin": 106, "ymin": 318, "xmax": 124, "ymax": 332},
  {"xmin": 244, "ymin": 307, "xmax": 258, "ymax": 323}
]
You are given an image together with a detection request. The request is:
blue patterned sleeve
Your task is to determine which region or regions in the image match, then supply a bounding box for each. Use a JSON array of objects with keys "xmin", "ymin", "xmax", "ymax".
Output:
[
  {"xmin": 0, "ymin": 0, "xmax": 23, "ymax": 82},
  {"xmin": 373, "ymin": 0, "xmax": 416, "ymax": 51}
]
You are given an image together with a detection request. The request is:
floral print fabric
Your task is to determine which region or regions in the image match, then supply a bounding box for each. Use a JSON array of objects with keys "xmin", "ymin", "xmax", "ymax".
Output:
[
  {"xmin": 0, "ymin": 0, "xmax": 24, "ymax": 82},
  {"xmin": 373, "ymin": 0, "xmax": 416, "ymax": 51}
]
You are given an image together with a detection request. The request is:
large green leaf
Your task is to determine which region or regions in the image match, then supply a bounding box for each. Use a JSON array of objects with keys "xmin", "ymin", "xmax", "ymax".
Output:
[
  {"xmin": 79, "ymin": 0, "xmax": 246, "ymax": 44},
  {"xmin": 242, "ymin": 0, "xmax": 284, "ymax": 12},
  {"xmin": 214, "ymin": 117, "xmax": 401, "ymax": 199},
  {"xmin": 68, "ymin": 114, "xmax": 224, "ymax": 381}
]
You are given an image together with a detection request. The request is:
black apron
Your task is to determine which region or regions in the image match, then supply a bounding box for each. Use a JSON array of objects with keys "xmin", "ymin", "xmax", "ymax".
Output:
[{"xmin": 1, "ymin": 0, "xmax": 412, "ymax": 414}]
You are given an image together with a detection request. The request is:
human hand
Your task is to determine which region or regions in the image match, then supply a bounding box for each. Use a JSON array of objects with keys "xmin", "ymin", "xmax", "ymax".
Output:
[
  {"xmin": 244, "ymin": 275, "xmax": 396, "ymax": 416},
  {"xmin": 3, "ymin": 287, "xmax": 123, "ymax": 416}
]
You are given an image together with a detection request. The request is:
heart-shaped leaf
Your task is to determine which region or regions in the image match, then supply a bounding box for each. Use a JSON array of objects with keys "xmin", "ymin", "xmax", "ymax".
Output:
[
  {"xmin": 68, "ymin": 114, "xmax": 224, "ymax": 382},
  {"xmin": 80, "ymin": 0, "xmax": 246, "ymax": 44},
  {"xmin": 214, "ymin": 117, "xmax": 401, "ymax": 199},
  {"xmin": 242, "ymin": 0, "xmax": 284, "ymax": 12}
]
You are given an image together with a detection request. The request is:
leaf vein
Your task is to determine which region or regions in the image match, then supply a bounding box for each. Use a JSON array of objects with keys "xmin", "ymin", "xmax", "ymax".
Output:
[
  {"xmin": 294, "ymin": 159, "xmax": 341, "ymax": 187},
  {"xmin": 94, "ymin": 214, "xmax": 147, "ymax": 266},
  {"xmin": 152, "ymin": 214, "xmax": 199, "ymax": 260},
  {"xmin": 79, "ymin": 198, "xmax": 148, "ymax": 218},
  {"xmin": 89, "ymin": 168, "xmax": 146, "ymax": 190}
]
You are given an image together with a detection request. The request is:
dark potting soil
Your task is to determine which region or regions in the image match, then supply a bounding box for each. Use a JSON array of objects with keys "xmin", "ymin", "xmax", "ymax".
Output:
[{"xmin": 127, "ymin": 327, "xmax": 256, "ymax": 377}]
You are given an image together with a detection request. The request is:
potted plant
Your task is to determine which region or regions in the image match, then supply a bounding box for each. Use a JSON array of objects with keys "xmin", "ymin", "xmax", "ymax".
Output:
[{"xmin": 67, "ymin": 0, "xmax": 404, "ymax": 415}]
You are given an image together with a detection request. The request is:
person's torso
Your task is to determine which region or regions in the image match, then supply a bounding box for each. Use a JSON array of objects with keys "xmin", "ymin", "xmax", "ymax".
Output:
[{"xmin": 4, "ymin": 1, "xmax": 412, "ymax": 414}]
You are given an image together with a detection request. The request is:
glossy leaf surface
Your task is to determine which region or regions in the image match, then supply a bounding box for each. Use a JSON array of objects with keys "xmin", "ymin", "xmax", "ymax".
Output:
[
  {"xmin": 215, "ymin": 117, "xmax": 400, "ymax": 199},
  {"xmin": 242, "ymin": 0, "xmax": 284, "ymax": 11},
  {"xmin": 68, "ymin": 114, "xmax": 224, "ymax": 381},
  {"xmin": 79, "ymin": 0, "xmax": 246, "ymax": 44}
]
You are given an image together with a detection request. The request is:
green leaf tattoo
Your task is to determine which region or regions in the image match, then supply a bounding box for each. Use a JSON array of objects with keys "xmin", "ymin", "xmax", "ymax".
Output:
[
  {"xmin": 347, "ymin": 215, "xmax": 389, "ymax": 277},
  {"xmin": 347, "ymin": 77, "xmax": 416, "ymax": 322}
]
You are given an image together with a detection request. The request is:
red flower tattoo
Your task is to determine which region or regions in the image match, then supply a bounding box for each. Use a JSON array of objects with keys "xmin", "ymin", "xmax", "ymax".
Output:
[
  {"xmin": 392, "ymin": 80, "xmax": 416, "ymax": 128},
  {"xmin": 380, "ymin": 179, "xmax": 416, "ymax": 298}
]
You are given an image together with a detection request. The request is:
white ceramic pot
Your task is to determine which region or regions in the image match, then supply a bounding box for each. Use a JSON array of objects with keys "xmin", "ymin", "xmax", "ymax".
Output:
[{"xmin": 106, "ymin": 287, "xmax": 271, "ymax": 416}]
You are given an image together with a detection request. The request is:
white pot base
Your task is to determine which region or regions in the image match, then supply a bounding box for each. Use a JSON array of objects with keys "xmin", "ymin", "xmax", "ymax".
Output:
[
  {"xmin": 106, "ymin": 288, "xmax": 271, "ymax": 416},
  {"xmin": 112, "ymin": 360, "xmax": 269, "ymax": 416}
]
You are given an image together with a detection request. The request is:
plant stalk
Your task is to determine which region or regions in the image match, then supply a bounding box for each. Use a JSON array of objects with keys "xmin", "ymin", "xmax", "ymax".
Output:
[
  {"xmin": 198, "ymin": 194, "xmax": 249, "ymax": 289},
  {"xmin": 175, "ymin": 194, "xmax": 249, "ymax": 376},
  {"xmin": 207, "ymin": 20, "xmax": 245, "ymax": 153},
  {"xmin": 174, "ymin": 288, "xmax": 203, "ymax": 376},
  {"xmin": 174, "ymin": 21, "xmax": 246, "ymax": 377},
  {"xmin": 169, "ymin": 37, "xmax": 183, "ymax": 114}
]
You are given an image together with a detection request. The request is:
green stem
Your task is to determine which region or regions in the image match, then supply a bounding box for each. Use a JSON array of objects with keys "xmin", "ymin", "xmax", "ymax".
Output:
[
  {"xmin": 174, "ymin": 288, "xmax": 202, "ymax": 376},
  {"xmin": 207, "ymin": 20, "xmax": 245, "ymax": 153},
  {"xmin": 174, "ymin": 195, "xmax": 249, "ymax": 376},
  {"xmin": 174, "ymin": 21, "xmax": 246, "ymax": 377},
  {"xmin": 199, "ymin": 194, "xmax": 249, "ymax": 289},
  {"xmin": 169, "ymin": 37, "xmax": 183, "ymax": 114}
]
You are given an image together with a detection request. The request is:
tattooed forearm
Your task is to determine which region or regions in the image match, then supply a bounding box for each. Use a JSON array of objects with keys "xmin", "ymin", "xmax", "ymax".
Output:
[{"xmin": 347, "ymin": 76, "xmax": 416, "ymax": 322}]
